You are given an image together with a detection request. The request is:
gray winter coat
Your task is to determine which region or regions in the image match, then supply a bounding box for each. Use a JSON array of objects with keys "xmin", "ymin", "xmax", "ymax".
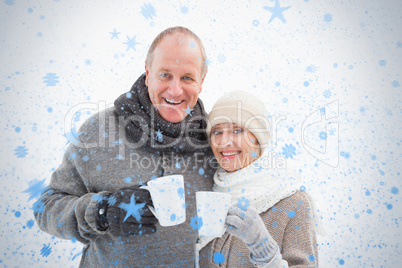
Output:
[{"xmin": 35, "ymin": 76, "xmax": 216, "ymax": 267}]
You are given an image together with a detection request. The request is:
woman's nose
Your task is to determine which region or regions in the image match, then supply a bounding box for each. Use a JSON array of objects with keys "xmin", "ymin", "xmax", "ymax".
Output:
[{"xmin": 220, "ymin": 132, "xmax": 234, "ymax": 147}]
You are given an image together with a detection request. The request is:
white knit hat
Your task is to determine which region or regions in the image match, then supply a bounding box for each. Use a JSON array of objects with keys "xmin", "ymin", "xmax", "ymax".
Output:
[{"xmin": 207, "ymin": 90, "xmax": 270, "ymax": 154}]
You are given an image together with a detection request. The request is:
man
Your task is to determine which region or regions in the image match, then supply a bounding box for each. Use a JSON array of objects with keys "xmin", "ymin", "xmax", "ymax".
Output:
[{"xmin": 35, "ymin": 26, "xmax": 216, "ymax": 267}]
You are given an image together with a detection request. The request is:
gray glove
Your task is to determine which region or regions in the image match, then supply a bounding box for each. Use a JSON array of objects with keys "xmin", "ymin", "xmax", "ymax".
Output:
[{"xmin": 226, "ymin": 206, "xmax": 279, "ymax": 265}]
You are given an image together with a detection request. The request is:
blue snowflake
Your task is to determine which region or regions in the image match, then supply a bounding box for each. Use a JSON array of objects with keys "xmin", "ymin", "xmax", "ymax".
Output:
[
  {"xmin": 43, "ymin": 73, "xmax": 59, "ymax": 86},
  {"xmin": 40, "ymin": 244, "xmax": 52, "ymax": 257},
  {"xmin": 109, "ymin": 28, "xmax": 120, "ymax": 39},
  {"xmin": 253, "ymin": 19, "xmax": 260, "ymax": 26},
  {"xmin": 140, "ymin": 3, "xmax": 156, "ymax": 20},
  {"xmin": 378, "ymin": 60, "xmax": 387, "ymax": 66},
  {"xmin": 392, "ymin": 80, "xmax": 399, "ymax": 87},
  {"xmin": 91, "ymin": 193, "xmax": 109, "ymax": 203},
  {"xmin": 118, "ymin": 194, "xmax": 147, "ymax": 222},
  {"xmin": 190, "ymin": 215, "xmax": 203, "ymax": 230},
  {"xmin": 182, "ymin": 105, "xmax": 194, "ymax": 117},
  {"xmin": 64, "ymin": 126, "xmax": 83, "ymax": 145},
  {"xmin": 14, "ymin": 145, "xmax": 28, "ymax": 158},
  {"xmin": 123, "ymin": 36, "xmax": 140, "ymax": 51},
  {"xmin": 23, "ymin": 178, "xmax": 49, "ymax": 201},
  {"xmin": 237, "ymin": 197, "xmax": 250, "ymax": 211},
  {"xmin": 323, "ymin": 13, "xmax": 332, "ymax": 22},
  {"xmin": 217, "ymin": 53, "xmax": 226, "ymax": 63},
  {"xmin": 305, "ymin": 65, "xmax": 317, "ymax": 73},
  {"xmin": 107, "ymin": 195, "xmax": 117, "ymax": 206},
  {"xmin": 4, "ymin": 0, "xmax": 15, "ymax": 6},
  {"xmin": 180, "ymin": 6, "xmax": 188, "ymax": 14},
  {"xmin": 282, "ymin": 143, "xmax": 296, "ymax": 159},
  {"xmin": 329, "ymin": 127, "xmax": 336, "ymax": 136},
  {"xmin": 263, "ymin": 0, "xmax": 291, "ymax": 24},
  {"xmin": 323, "ymin": 90, "xmax": 331, "ymax": 98},
  {"xmin": 156, "ymin": 129, "xmax": 163, "ymax": 142},
  {"xmin": 319, "ymin": 131, "xmax": 327, "ymax": 140}
]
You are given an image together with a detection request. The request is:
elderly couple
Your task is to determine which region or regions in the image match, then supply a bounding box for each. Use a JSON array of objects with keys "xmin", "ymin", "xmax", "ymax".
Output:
[{"xmin": 35, "ymin": 26, "xmax": 319, "ymax": 267}]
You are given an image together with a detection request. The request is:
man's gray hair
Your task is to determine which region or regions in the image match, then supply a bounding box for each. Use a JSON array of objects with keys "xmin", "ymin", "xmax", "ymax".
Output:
[{"xmin": 145, "ymin": 26, "xmax": 208, "ymax": 78}]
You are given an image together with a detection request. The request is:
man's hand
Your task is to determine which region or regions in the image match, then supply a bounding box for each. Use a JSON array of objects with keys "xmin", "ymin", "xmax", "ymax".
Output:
[{"xmin": 99, "ymin": 185, "xmax": 158, "ymax": 236}]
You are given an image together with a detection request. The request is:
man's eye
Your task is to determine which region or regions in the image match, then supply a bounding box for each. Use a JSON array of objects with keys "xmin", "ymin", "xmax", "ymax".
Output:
[{"xmin": 160, "ymin": 73, "xmax": 169, "ymax": 78}]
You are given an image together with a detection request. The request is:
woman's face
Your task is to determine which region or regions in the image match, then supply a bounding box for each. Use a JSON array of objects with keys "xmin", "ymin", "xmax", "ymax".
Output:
[{"xmin": 210, "ymin": 123, "xmax": 260, "ymax": 172}]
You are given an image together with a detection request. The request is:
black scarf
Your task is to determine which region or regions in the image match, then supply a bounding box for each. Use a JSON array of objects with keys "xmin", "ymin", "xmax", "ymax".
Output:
[{"xmin": 114, "ymin": 74, "xmax": 210, "ymax": 153}]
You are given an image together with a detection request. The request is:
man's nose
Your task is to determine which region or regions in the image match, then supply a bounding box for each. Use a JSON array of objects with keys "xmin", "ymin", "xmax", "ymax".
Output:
[{"xmin": 168, "ymin": 78, "xmax": 183, "ymax": 97}]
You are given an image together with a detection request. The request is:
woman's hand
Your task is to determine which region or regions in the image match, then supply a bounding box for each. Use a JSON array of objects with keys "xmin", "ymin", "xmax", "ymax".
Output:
[{"xmin": 226, "ymin": 206, "xmax": 279, "ymax": 264}]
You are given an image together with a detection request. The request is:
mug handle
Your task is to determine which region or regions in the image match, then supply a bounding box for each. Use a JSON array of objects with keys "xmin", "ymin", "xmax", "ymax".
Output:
[
  {"xmin": 147, "ymin": 205, "xmax": 158, "ymax": 219},
  {"xmin": 140, "ymin": 185, "xmax": 159, "ymax": 219}
]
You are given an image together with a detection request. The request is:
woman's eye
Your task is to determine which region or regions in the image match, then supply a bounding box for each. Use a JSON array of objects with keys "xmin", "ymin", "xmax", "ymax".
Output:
[
  {"xmin": 212, "ymin": 130, "xmax": 222, "ymax": 135},
  {"xmin": 183, "ymin": 76, "xmax": 193, "ymax": 81},
  {"xmin": 233, "ymin": 128, "xmax": 243, "ymax": 134}
]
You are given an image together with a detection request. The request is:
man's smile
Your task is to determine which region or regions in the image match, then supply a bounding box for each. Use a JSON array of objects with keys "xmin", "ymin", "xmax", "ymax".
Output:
[{"xmin": 163, "ymin": 97, "xmax": 184, "ymax": 105}]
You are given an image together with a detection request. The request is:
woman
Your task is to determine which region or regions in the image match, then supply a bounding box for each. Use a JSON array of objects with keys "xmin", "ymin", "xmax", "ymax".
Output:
[{"xmin": 198, "ymin": 91, "xmax": 321, "ymax": 267}]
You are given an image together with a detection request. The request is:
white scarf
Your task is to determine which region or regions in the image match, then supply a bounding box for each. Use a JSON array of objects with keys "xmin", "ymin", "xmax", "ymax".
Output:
[{"xmin": 213, "ymin": 158, "xmax": 301, "ymax": 214}]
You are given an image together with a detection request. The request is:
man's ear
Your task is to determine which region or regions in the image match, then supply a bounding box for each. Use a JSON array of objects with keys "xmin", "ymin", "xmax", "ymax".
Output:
[
  {"xmin": 199, "ymin": 71, "xmax": 207, "ymax": 93},
  {"xmin": 145, "ymin": 64, "xmax": 150, "ymax": 86}
]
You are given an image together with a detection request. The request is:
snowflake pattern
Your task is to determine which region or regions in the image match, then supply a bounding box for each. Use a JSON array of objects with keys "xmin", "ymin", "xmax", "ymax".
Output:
[
  {"xmin": 40, "ymin": 244, "xmax": 52, "ymax": 257},
  {"xmin": 217, "ymin": 53, "xmax": 226, "ymax": 63},
  {"xmin": 263, "ymin": 0, "xmax": 291, "ymax": 24},
  {"xmin": 319, "ymin": 131, "xmax": 327, "ymax": 140},
  {"xmin": 118, "ymin": 194, "xmax": 147, "ymax": 222},
  {"xmin": 123, "ymin": 36, "xmax": 140, "ymax": 51},
  {"xmin": 43, "ymin": 73, "xmax": 60, "ymax": 86},
  {"xmin": 109, "ymin": 28, "xmax": 120, "ymax": 39},
  {"xmin": 23, "ymin": 178, "xmax": 49, "ymax": 201},
  {"xmin": 140, "ymin": 3, "xmax": 156, "ymax": 20},
  {"xmin": 14, "ymin": 146, "xmax": 28, "ymax": 158},
  {"xmin": 306, "ymin": 65, "xmax": 317, "ymax": 73},
  {"xmin": 323, "ymin": 90, "xmax": 332, "ymax": 98},
  {"xmin": 156, "ymin": 129, "xmax": 163, "ymax": 142},
  {"xmin": 282, "ymin": 143, "xmax": 296, "ymax": 159},
  {"xmin": 237, "ymin": 197, "xmax": 250, "ymax": 211}
]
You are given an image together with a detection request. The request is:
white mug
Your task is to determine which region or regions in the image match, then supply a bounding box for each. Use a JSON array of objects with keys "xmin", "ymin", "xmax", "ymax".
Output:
[
  {"xmin": 141, "ymin": 175, "xmax": 186, "ymax": 227},
  {"xmin": 196, "ymin": 191, "xmax": 232, "ymax": 238}
]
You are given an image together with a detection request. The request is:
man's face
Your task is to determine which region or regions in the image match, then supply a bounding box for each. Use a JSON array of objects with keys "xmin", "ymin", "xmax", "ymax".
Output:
[{"xmin": 145, "ymin": 33, "xmax": 206, "ymax": 123}]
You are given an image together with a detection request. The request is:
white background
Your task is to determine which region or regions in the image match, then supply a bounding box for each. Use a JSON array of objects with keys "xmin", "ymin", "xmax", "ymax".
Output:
[{"xmin": 0, "ymin": 0, "xmax": 401, "ymax": 267}]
